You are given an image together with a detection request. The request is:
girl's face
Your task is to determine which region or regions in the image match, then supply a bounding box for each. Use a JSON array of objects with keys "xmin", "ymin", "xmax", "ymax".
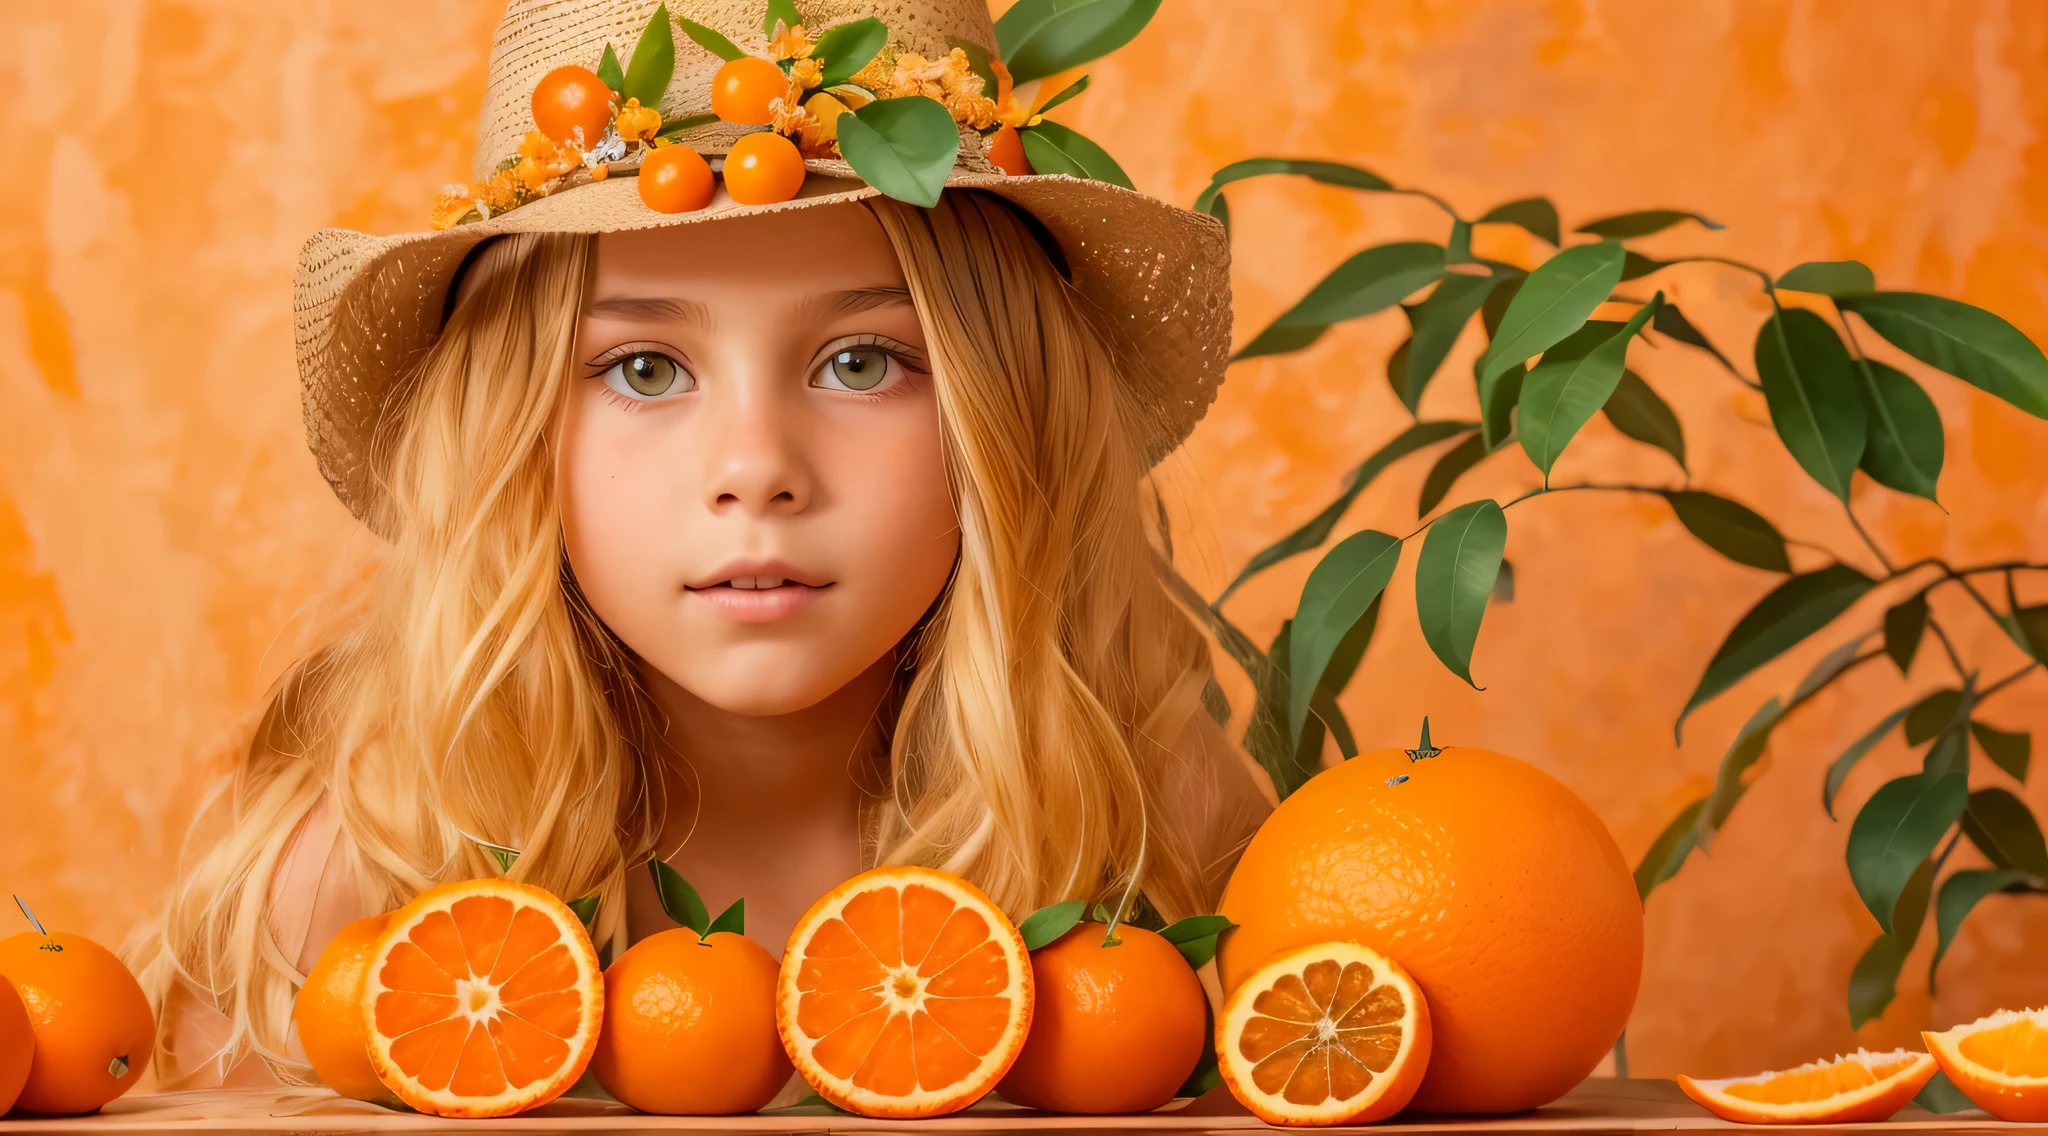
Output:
[{"xmin": 559, "ymin": 203, "xmax": 960, "ymax": 715}]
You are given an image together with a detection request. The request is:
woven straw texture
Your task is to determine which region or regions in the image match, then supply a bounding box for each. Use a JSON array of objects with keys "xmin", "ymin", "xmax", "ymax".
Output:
[{"xmin": 293, "ymin": 0, "xmax": 1232, "ymax": 530}]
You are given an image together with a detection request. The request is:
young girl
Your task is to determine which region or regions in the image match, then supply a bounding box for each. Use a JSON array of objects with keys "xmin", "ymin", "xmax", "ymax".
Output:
[{"xmin": 133, "ymin": 0, "xmax": 1271, "ymax": 1091}]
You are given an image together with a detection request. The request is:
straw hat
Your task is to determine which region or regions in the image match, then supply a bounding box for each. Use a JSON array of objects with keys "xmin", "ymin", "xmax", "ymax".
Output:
[{"xmin": 293, "ymin": 0, "xmax": 1231, "ymax": 530}]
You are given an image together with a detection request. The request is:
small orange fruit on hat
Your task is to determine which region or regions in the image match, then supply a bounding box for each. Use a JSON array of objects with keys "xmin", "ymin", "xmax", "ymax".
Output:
[
  {"xmin": 0, "ymin": 972, "xmax": 32, "ymax": 1114},
  {"xmin": 987, "ymin": 124, "xmax": 1031, "ymax": 177},
  {"xmin": 997, "ymin": 904, "xmax": 1212, "ymax": 1113},
  {"xmin": 711, "ymin": 56, "xmax": 789, "ymax": 125},
  {"xmin": 1924, "ymin": 1006, "xmax": 2048, "ymax": 1120},
  {"xmin": 293, "ymin": 912, "xmax": 397, "ymax": 1103},
  {"xmin": 1216, "ymin": 939, "xmax": 1431, "ymax": 1126},
  {"xmin": 723, "ymin": 132, "xmax": 807, "ymax": 206},
  {"xmin": 1677, "ymin": 1049, "xmax": 1937, "ymax": 1124},
  {"xmin": 777, "ymin": 865, "xmax": 1033, "ymax": 1118},
  {"xmin": 531, "ymin": 65, "xmax": 616, "ymax": 148},
  {"xmin": 0, "ymin": 899, "xmax": 155, "ymax": 1115},
  {"xmin": 360, "ymin": 878, "xmax": 604, "ymax": 1118},
  {"xmin": 591, "ymin": 864, "xmax": 792, "ymax": 1114},
  {"xmin": 639, "ymin": 144, "xmax": 715, "ymax": 214}
]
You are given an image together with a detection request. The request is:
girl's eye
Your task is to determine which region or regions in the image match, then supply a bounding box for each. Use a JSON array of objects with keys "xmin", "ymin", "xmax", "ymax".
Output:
[
  {"xmin": 601, "ymin": 351, "xmax": 694, "ymax": 400},
  {"xmin": 814, "ymin": 346, "xmax": 901, "ymax": 393}
]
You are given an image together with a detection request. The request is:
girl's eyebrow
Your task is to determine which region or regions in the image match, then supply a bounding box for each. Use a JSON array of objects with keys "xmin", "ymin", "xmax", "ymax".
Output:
[
  {"xmin": 805, "ymin": 286, "xmax": 914, "ymax": 321},
  {"xmin": 586, "ymin": 295, "xmax": 714, "ymax": 328}
]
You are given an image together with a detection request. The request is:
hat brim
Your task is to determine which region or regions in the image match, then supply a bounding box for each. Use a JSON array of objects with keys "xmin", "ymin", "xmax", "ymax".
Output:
[{"xmin": 294, "ymin": 165, "xmax": 1231, "ymax": 532}]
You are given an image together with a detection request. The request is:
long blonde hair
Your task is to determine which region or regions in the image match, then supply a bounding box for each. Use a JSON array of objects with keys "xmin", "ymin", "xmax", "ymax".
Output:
[{"xmin": 133, "ymin": 191, "xmax": 1221, "ymax": 1080}]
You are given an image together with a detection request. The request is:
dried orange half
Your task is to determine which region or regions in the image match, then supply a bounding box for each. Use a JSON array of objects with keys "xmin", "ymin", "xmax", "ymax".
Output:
[
  {"xmin": 1217, "ymin": 941, "xmax": 1431, "ymax": 1126},
  {"xmin": 360, "ymin": 879, "xmax": 603, "ymax": 1118},
  {"xmin": 776, "ymin": 866, "xmax": 1033, "ymax": 1118},
  {"xmin": 1677, "ymin": 1049, "xmax": 1936, "ymax": 1124},
  {"xmin": 1925, "ymin": 1007, "xmax": 2048, "ymax": 1121}
]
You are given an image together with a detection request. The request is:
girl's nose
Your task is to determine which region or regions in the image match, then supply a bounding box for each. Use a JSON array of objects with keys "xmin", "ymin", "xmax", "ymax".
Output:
[{"xmin": 699, "ymin": 384, "xmax": 812, "ymax": 517}]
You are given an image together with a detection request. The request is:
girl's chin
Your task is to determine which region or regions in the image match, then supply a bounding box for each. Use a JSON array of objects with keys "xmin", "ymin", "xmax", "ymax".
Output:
[{"xmin": 684, "ymin": 582, "xmax": 827, "ymax": 623}]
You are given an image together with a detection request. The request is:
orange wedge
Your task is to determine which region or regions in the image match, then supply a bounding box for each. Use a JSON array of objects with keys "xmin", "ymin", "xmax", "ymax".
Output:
[
  {"xmin": 1216, "ymin": 941, "xmax": 1431, "ymax": 1126},
  {"xmin": 776, "ymin": 866, "xmax": 1033, "ymax": 1118},
  {"xmin": 1678, "ymin": 1049, "xmax": 1937, "ymax": 1123},
  {"xmin": 360, "ymin": 879, "xmax": 603, "ymax": 1118},
  {"xmin": 1925, "ymin": 1007, "xmax": 2048, "ymax": 1121}
]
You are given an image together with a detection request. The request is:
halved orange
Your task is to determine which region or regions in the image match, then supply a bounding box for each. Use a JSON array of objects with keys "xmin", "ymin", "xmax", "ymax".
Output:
[
  {"xmin": 776, "ymin": 866, "xmax": 1033, "ymax": 1118},
  {"xmin": 1216, "ymin": 941, "xmax": 1431, "ymax": 1126},
  {"xmin": 1678, "ymin": 1049, "xmax": 1937, "ymax": 1124},
  {"xmin": 360, "ymin": 879, "xmax": 603, "ymax": 1118},
  {"xmin": 1925, "ymin": 1007, "xmax": 2048, "ymax": 1121}
]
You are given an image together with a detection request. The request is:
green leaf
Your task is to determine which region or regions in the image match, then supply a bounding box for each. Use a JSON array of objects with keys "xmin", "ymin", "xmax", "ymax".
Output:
[
  {"xmin": 1214, "ymin": 421, "xmax": 1471, "ymax": 601},
  {"xmin": 1961, "ymin": 787, "xmax": 2048, "ymax": 877},
  {"xmin": 1476, "ymin": 197, "xmax": 1560, "ymax": 246},
  {"xmin": 1248, "ymin": 243, "xmax": 1445, "ymax": 355},
  {"xmin": 1418, "ymin": 430, "xmax": 1486, "ymax": 517},
  {"xmin": 1652, "ymin": 301, "xmax": 1738, "ymax": 373},
  {"xmin": 1892, "ymin": 854, "xmax": 1937, "ymax": 952},
  {"xmin": 1883, "ymin": 594, "xmax": 1927, "ymax": 675},
  {"xmin": 1480, "ymin": 274, "xmax": 1522, "ymax": 337},
  {"xmin": 1575, "ymin": 209, "xmax": 1724, "ymax": 239},
  {"xmin": 596, "ymin": 44, "xmax": 625, "ymax": 94},
  {"xmin": 1246, "ymin": 623, "xmax": 1329, "ymax": 795},
  {"xmin": 1519, "ymin": 296, "xmax": 1661, "ymax": 478},
  {"xmin": 1416, "ymin": 499, "xmax": 1508, "ymax": 688},
  {"xmin": 1018, "ymin": 900, "xmax": 1087, "ymax": 950},
  {"xmin": 1620, "ymin": 250, "xmax": 1667, "ymax": 282},
  {"xmin": 1853, "ymin": 359, "xmax": 1944, "ymax": 502},
  {"xmin": 813, "ymin": 18, "xmax": 887, "ymax": 88},
  {"xmin": 762, "ymin": 0, "xmax": 802, "ymax": 36},
  {"xmin": 654, "ymin": 111, "xmax": 718, "ymax": 138},
  {"xmin": 1932, "ymin": 868, "xmax": 2032, "ymax": 982},
  {"xmin": 1847, "ymin": 932, "xmax": 1909, "ymax": 1030},
  {"xmin": 649, "ymin": 860, "xmax": 710, "ymax": 935},
  {"xmin": 1824, "ymin": 706, "xmax": 1910, "ymax": 821},
  {"xmin": 1478, "ymin": 363, "xmax": 1525, "ymax": 451},
  {"xmin": 942, "ymin": 36, "xmax": 1001, "ymax": 104},
  {"xmin": 1018, "ymin": 120, "xmax": 1132, "ymax": 190},
  {"xmin": 1916, "ymin": 1072, "xmax": 1981, "ymax": 1115},
  {"xmin": 706, "ymin": 898, "xmax": 746, "ymax": 937},
  {"xmin": 1635, "ymin": 797, "xmax": 1707, "ymax": 901},
  {"xmin": 623, "ymin": 3, "xmax": 676, "ymax": 111},
  {"xmin": 1755, "ymin": 308, "xmax": 1865, "ymax": 502},
  {"xmin": 1971, "ymin": 720, "xmax": 2030, "ymax": 783},
  {"xmin": 1603, "ymin": 369, "xmax": 1687, "ymax": 472},
  {"xmin": 1035, "ymin": 73, "xmax": 1091, "ymax": 115},
  {"xmin": 1288, "ymin": 530, "xmax": 1401, "ymax": 743},
  {"xmin": 1444, "ymin": 219, "xmax": 1472, "ymax": 264},
  {"xmin": 566, "ymin": 892, "xmax": 601, "ymax": 936},
  {"xmin": 471, "ymin": 837, "xmax": 522, "ymax": 875},
  {"xmin": 1847, "ymin": 772, "xmax": 1968, "ymax": 933},
  {"xmin": 1192, "ymin": 158, "xmax": 1392, "ymax": 216},
  {"xmin": 1776, "ymin": 260, "xmax": 1876, "ymax": 296},
  {"xmin": 1158, "ymin": 915, "xmax": 1236, "ymax": 970},
  {"xmin": 1396, "ymin": 272, "xmax": 1501, "ymax": 411},
  {"xmin": 1664, "ymin": 491, "xmax": 1790, "ymax": 572},
  {"xmin": 1840, "ymin": 292, "xmax": 2048, "ymax": 418},
  {"xmin": 995, "ymin": 0, "xmax": 1160, "ymax": 84},
  {"xmin": 1695, "ymin": 699, "xmax": 1784, "ymax": 847},
  {"xmin": 1476, "ymin": 240, "xmax": 1626, "ymax": 393},
  {"xmin": 678, "ymin": 17, "xmax": 746, "ymax": 61},
  {"xmin": 1233, "ymin": 322, "xmax": 1330, "ymax": 360},
  {"xmin": 1905, "ymin": 688, "xmax": 1964, "ymax": 745},
  {"xmin": 1677, "ymin": 564, "xmax": 1875, "ymax": 739},
  {"xmin": 837, "ymin": 95, "xmax": 960, "ymax": 207},
  {"xmin": 2007, "ymin": 605, "xmax": 2048, "ymax": 665}
]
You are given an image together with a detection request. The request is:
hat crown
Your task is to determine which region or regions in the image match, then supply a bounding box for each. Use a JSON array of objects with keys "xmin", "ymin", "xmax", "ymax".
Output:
[{"xmin": 474, "ymin": 0, "xmax": 997, "ymax": 180}]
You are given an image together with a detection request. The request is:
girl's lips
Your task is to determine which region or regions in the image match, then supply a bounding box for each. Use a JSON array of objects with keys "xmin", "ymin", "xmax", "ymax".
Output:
[{"xmin": 686, "ymin": 582, "xmax": 826, "ymax": 623}]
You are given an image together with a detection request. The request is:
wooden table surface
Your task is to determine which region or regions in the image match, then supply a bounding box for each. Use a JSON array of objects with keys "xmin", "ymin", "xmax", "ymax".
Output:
[{"xmin": 0, "ymin": 1079, "xmax": 2038, "ymax": 1135}]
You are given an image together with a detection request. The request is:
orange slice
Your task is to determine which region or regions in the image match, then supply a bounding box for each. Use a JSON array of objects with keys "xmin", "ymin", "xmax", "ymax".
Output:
[
  {"xmin": 1925, "ymin": 1007, "xmax": 2048, "ymax": 1121},
  {"xmin": 1678, "ymin": 1049, "xmax": 1937, "ymax": 1124},
  {"xmin": 776, "ymin": 866, "xmax": 1033, "ymax": 1118},
  {"xmin": 360, "ymin": 879, "xmax": 603, "ymax": 1118},
  {"xmin": 1216, "ymin": 941, "xmax": 1431, "ymax": 1126}
]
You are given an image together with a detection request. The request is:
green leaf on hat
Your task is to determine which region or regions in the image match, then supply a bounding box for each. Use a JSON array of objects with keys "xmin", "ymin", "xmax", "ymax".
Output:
[
  {"xmin": 1034, "ymin": 73, "xmax": 1091, "ymax": 116},
  {"xmin": 1193, "ymin": 158, "xmax": 1393, "ymax": 217},
  {"xmin": 1018, "ymin": 900, "xmax": 1087, "ymax": 950},
  {"xmin": 655, "ymin": 111, "xmax": 718, "ymax": 138},
  {"xmin": 1158, "ymin": 915, "xmax": 1235, "ymax": 970},
  {"xmin": 1573, "ymin": 209, "xmax": 1724, "ymax": 239},
  {"xmin": 946, "ymin": 37, "xmax": 1000, "ymax": 100},
  {"xmin": 995, "ymin": 0, "xmax": 1160, "ymax": 85},
  {"xmin": 1018, "ymin": 120, "xmax": 1133, "ymax": 189},
  {"xmin": 678, "ymin": 17, "xmax": 746, "ymax": 61},
  {"xmin": 597, "ymin": 44, "xmax": 625, "ymax": 94},
  {"xmin": 762, "ymin": 0, "xmax": 804, "ymax": 36},
  {"xmin": 836, "ymin": 95, "xmax": 959, "ymax": 208},
  {"xmin": 623, "ymin": 3, "xmax": 676, "ymax": 110},
  {"xmin": 814, "ymin": 18, "xmax": 887, "ymax": 88},
  {"xmin": 649, "ymin": 860, "xmax": 711, "ymax": 935}
]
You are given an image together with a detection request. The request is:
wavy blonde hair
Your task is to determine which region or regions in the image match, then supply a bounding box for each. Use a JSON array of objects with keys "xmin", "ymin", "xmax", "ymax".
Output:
[{"xmin": 131, "ymin": 191, "xmax": 1221, "ymax": 1081}]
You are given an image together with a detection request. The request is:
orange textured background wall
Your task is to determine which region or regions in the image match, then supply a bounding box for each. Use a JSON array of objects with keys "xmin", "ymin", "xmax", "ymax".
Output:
[{"xmin": 3, "ymin": 0, "xmax": 2045, "ymax": 1080}]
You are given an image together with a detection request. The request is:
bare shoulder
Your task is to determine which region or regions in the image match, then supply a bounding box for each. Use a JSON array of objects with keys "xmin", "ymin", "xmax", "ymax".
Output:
[
  {"xmin": 1160, "ymin": 712, "xmax": 1276, "ymax": 906},
  {"xmin": 268, "ymin": 793, "xmax": 368, "ymax": 975}
]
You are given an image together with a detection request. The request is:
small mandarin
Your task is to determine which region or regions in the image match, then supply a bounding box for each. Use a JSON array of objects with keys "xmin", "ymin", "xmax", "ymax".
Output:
[
  {"xmin": 638, "ymin": 144, "xmax": 716, "ymax": 214},
  {"xmin": 0, "ymin": 931, "xmax": 154, "ymax": 1115},
  {"xmin": 292, "ymin": 913, "xmax": 395, "ymax": 1103},
  {"xmin": 592, "ymin": 927, "xmax": 791, "ymax": 1114},
  {"xmin": 987, "ymin": 125, "xmax": 1030, "ymax": 177},
  {"xmin": 723, "ymin": 132, "xmax": 806, "ymax": 206},
  {"xmin": 531, "ymin": 65, "xmax": 615, "ymax": 147},
  {"xmin": 711, "ymin": 57, "xmax": 788, "ymax": 125}
]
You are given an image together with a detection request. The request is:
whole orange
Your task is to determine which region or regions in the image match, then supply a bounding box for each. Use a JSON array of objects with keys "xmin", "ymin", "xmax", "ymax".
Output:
[
  {"xmin": 531, "ymin": 65, "xmax": 615, "ymax": 147},
  {"xmin": 1, "ymin": 976, "xmax": 31, "ymax": 1113},
  {"xmin": 592, "ymin": 927, "xmax": 791, "ymax": 1114},
  {"xmin": 0, "ymin": 932, "xmax": 154, "ymax": 1114},
  {"xmin": 291, "ymin": 913, "xmax": 393, "ymax": 1103},
  {"xmin": 1217, "ymin": 744, "xmax": 1642, "ymax": 1114},
  {"xmin": 987, "ymin": 124, "xmax": 1030, "ymax": 177},
  {"xmin": 998, "ymin": 924, "xmax": 1206, "ymax": 1114},
  {"xmin": 711, "ymin": 56, "xmax": 789, "ymax": 125},
  {"xmin": 639, "ymin": 144, "xmax": 715, "ymax": 214},
  {"xmin": 722, "ymin": 132, "xmax": 806, "ymax": 206}
]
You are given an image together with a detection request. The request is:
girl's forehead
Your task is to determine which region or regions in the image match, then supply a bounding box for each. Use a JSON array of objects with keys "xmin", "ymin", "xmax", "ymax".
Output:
[{"xmin": 590, "ymin": 201, "xmax": 906, "ymax": 299}]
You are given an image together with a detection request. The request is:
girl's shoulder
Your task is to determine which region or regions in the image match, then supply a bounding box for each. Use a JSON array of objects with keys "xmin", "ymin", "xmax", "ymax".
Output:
[
  {"xmin": 268, "ymin": 792, "xmax": 367, "ymax": 975},
  {"xmin": 1164, "ymin": 712, "xmax": 1277, "ymax": 901}
]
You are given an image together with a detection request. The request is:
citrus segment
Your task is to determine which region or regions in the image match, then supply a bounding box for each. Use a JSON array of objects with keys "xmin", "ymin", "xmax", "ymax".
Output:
[
  {"xmin": 361, "ymin": 879, "xmax": 602, "ymax": 1118},
  {"xmin": 1925, "ymin": 1007, "xmax": 2048, "ymax": 1120},
  {"xmin": 1217, "ymin": 941, "xmax": 1430, "ymax": 1127},
  {"xmin": 776, "ymin": 866, "xmax": 1032, "ymax": 1118},
  {"xmin": 1677, "ymin": 1049, "xmax": 1935, "ymax": 1124}
]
